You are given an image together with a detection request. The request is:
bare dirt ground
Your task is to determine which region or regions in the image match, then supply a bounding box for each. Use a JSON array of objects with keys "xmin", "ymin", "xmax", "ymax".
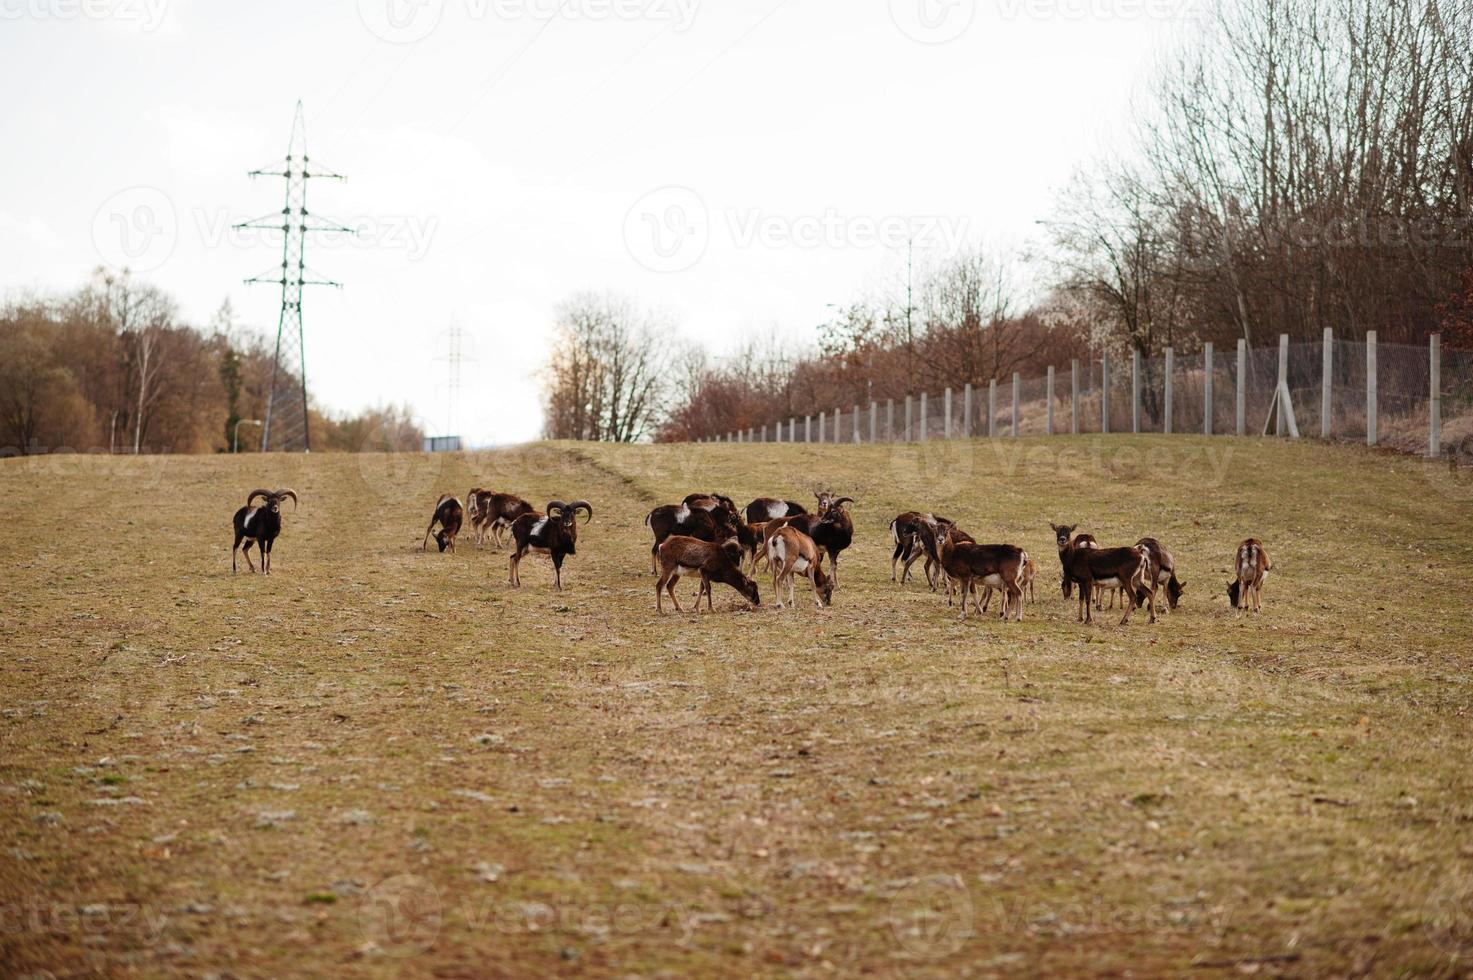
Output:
[{"xmin": 3, "ymin": 436, "xmax": 1472, "ymax": 978}]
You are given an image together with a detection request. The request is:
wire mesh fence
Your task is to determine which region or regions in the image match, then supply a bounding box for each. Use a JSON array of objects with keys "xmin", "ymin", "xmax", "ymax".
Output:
[{"xmin": 706, "ymin": 332, "xmax": 1466, "ymax": 461}]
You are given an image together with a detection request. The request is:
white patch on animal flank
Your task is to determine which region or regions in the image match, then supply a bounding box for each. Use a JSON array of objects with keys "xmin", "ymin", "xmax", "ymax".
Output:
[
  {"xmin": 531, "ymin": 518, "xmax": 549, "ymax": 536},
  {"xmin": 674, "ymin": 505, "xmax": 691, "ymax": 523},
  {"xmin": 793, "ymin": 557, "xmax": 810, "ymax": 573},
  {"xmin": 243, "ymin": 510, "xmax": 255, "ymax": 529}
]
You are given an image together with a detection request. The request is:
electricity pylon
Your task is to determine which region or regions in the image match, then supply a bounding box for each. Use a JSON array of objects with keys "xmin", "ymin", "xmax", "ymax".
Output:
[{"xmin": 236, "ymin": 100, "xmax": 351, "ymax": 452}]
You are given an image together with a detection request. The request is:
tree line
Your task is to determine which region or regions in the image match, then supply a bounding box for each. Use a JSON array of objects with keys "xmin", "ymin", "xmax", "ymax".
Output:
[
  {"xmin": 542, "ymin": 0, "xmax": 1472, "ymax": 444},
  {"xmin": 0, "ymin": 269, "xmax": 423, "ymax": 455}
]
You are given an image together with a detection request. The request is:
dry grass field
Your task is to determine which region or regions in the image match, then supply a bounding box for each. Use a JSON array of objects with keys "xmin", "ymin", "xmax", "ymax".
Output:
[{"xmin": 3, "ymin": 436, "xmax": 1473, "ymax": 978}]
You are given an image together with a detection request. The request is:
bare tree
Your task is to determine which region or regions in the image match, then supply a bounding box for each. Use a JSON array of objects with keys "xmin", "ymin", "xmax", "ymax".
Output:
[{"xmin": 542, "ymin": 293, "xmax": 672, "ymax": 443}]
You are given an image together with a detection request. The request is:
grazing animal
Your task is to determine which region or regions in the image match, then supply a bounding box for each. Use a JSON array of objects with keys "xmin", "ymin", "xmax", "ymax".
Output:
[
  {"xmin": 917, "ymin": 516, "xmax": 972, "ymax": 594},
  {"xmin": 1135, "ymin": 537, "xmax": 1184, "ymax": 610},
  {"xmin": 423, "ymin": 494, "xmax": 465, "ymax": 553},
  {"xmin": 232, "ymin": 488, "xmax": 298, "ymax": 575},
  {"xmin": 508, "ymin": 500, "xmax": 593, "ymax": 590},
  {"xmin": 655, "ymin": 536, "xmax": 760, "ymax": 613},
  {"xmin": 767, "ymin": 526, "xmax": 834, "ymax": 609},
  {"xmin": 809, "ymin": 495, "xmax": 855, "ymax": 586},
  {"xmin": 889, "ymin": 511, "xmax": 945, "ymax": 584},
  {"xmin": 936, "ymin": 524, "xmax": 1029, "ymax": 622},
  {"xmin": 1230, "ymin": 538, "xmax": 1271, "ymax": 612},
  {"xmin": 645, "ymin": 503, "xmax": 729, "ymax": 574},
  {"xmin": 1049, "ymin": 523, "xmax": 1117, "ymax": 609},
  {"xmin": 468, "ymin": 491, "xmax": 536, "ymax": 550},
  {"xmin": 745, "ymin": 497, "xmax": 807, "ymax": 525},
  {"xmin": 683, "ymin": 493, "xmax": 740, "ymax": 523},
  {"xmin": 1059, "ymin": 535, "xmax": 1157, "ymax": 625},
  {"xmin": 982, "ymin": 551, "xmax": 1037, "ymax": 612}
]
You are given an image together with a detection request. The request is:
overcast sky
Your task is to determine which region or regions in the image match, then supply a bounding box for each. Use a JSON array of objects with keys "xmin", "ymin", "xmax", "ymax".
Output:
[{"xmin": 0, "ymin": 0, "xmax": 1198, "ymax": 445}]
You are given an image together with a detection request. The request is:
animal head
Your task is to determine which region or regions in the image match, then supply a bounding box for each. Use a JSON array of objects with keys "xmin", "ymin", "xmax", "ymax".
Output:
[
  {"xmin": 738, "ymin": 575, "xmax": 761, "ymax": 607},
  {"xmin": 546, "ymin": 500, "xmax": 594, "ymax": 531},
  {"xmin": 1167, "ymin": 578, "xmax": 1184, "ymax": 609},
  {"xmin": 814, "ymin": 565, "xmax": 835, "ymax": 606},
  {"xmin": 1049, "ymin": 522, "xmax": 1078, "ymax": 550},
  {"xmin": 821, "ymin": 496, "xmax": 854, "ymax": 521},
  {"xmin": 1226, "ymin": 579, "xmax": 1240, "ymax": 607},
  {"xmin": 433, "ymin": 529, "xmax": 453, "ymax": 552},
  {"xmin": 247, "ymin": 488, "xmax": 298, "ymax": 513}
]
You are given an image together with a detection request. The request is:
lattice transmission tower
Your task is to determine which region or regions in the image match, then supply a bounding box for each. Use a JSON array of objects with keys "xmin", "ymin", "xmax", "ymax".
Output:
[{"xmin": 237, "ymin": 101, "xmax": 351, "ymax": 452}]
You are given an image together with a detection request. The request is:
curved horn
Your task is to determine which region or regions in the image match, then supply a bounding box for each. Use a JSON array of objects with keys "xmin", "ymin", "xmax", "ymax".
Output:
[
  {"xmin": 831, "ymin": 497, "xmax": 854, "ymax": 509},
  {"xmin": 569, "ymin": 500, "xmax": 594, "ymax": 523},
  {"xmin": 274, "ymin": 488, "xmax": 299, "ymax": 509},
  {"xmin": 247, "ymin": 488, "xmax": 273, "ymax": 506},
  {"xmin": 545, "ymin": 500, "xmax": 568, "ymax": 517}
]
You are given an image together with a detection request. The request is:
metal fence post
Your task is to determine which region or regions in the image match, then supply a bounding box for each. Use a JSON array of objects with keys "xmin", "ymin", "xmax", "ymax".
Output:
[
  {"xmin": 905, "ymin": 395, "xmax": 913, "ymax": 441},
  {"xmin": 919, "ymin": 393, "xmax": 929, "ymax": 442},
  {"xmin": 944, "ymin": 387, "xmax": 953, "ymax": 440},
  {"xmin": 805, "ymin": 415, "xmax": 811, "ymax": 443},
  {"xmin": 1046, "ymin": 366, "xmax": 1055, "ymax": 436},
  {"xmin": 1367, "ymin": 330, "xmax": 1378, "ymax": 446},
  {"xmin": 1164, "ymin": 347, "xmax": 1174, "ymax": 434},
  {"xmin": 836, "ymin": 408, "xmax": 844, "ymax": 443},
  {"xmin": 1236, "ymin": 339, "xmax": 1246, "ymax": 436},
  {"xmin": 1203, "ymin": 343, "xmax": 1214, "ymax": 435},
  {"xmin": 790, "ymin": 418, "xmax": 797, "ymax": 442},
  {"xmin": 1071, "ymin": 359, "xmax": 1080, "ymax": 435},
  {"xmin": 1430, "ymin": 333, "xmax": 1441, "ymax": 457},
  {"xmin": 988, "ymin": 380, "xmax": 998, "ymax": 437},
  {"xmin": 963, "ymin": 383, "xmax": 973, "ymax": 438},
  {"xmin": 818, "ymin": 412, "xmax": 826, "ymax": 443},
  {"xmin": 870, "ymin": 400, "xmax": 877, "ymax": 443},
  {"xmin": 852, "ymin": 405, "xmax": 860, "ymax": 443},
  {"xmin": 1102, "ymin": 352, "xmax": 1111, "ymax": 434},
  {"xmin": 887, "ymin": 399, "xmax": 895, "ymax": 442},
  {"xmin": 1321, "ymin": 327, "xmax": 1333, "ymax": 439},
  {"xmin": 1276, "ymin": 334, "xmax": 1289, "ymax": 437},
  {"xmin": 1131, "ymin": 350, "xmax": 1142, "ymax": 433},
  {"xmin": 1012, "ymin": 372, "xmax": 1021, "ymax": 438}
]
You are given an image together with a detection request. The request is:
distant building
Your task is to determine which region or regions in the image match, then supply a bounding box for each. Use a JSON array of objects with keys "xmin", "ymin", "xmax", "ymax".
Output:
[{"xmin": 423, "ymin": 436, "xmax": 463, "ymax": 453}]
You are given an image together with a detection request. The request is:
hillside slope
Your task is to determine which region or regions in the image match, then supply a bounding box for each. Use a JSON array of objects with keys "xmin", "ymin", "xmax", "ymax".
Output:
[{"xmin": 2, "ymin": 436, "xmax": 1472, "ymax": 977}]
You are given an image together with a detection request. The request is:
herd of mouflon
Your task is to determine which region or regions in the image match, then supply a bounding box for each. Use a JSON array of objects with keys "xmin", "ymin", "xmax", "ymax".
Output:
[{"xmin": 232, "ymin": 487, "xmax": 1273, "ymax": 620}]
